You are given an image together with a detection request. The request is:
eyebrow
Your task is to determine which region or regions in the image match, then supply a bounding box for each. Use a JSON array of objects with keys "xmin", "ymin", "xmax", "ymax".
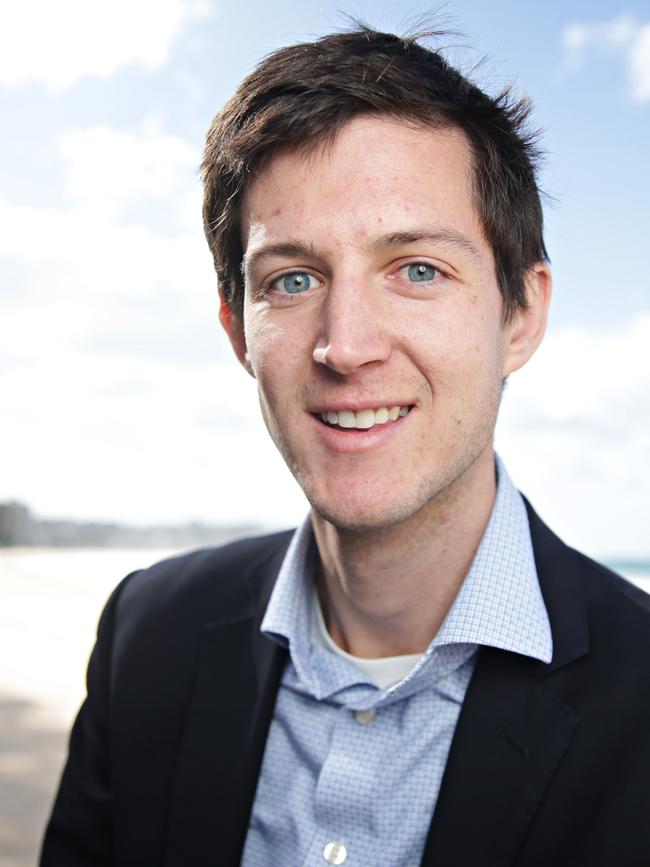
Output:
[
  {"xmin": 242, "ymin": 241, "xmax": 315, "ymax": 277},
  {"xmin": 373, "ymin": 229, "xmax": 481, "ymax": 263},
  {"xmin": 242, "ymin": 227, "xmax": 481, "ymax": 276}
]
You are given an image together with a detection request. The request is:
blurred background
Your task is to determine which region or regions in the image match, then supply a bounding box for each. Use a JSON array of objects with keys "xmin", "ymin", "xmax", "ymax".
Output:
[{"xmin": 1, "ymin": 0, "xmax": 648, "ymax": 863}]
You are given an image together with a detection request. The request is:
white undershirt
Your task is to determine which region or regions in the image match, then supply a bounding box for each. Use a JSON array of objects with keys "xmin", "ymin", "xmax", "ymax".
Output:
[{"xmin": 313, "ymin": 592, "xmax": 424, "ymax": 689}]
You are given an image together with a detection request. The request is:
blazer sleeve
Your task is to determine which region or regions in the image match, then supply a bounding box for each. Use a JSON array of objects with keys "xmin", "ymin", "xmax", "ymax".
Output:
[{"xmin": 39, "ymin": 575, "xmax": 132, "ymax": 866}]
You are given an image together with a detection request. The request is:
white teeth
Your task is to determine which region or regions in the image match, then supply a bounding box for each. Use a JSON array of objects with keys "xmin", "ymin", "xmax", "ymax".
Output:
[
  {"xmin": 337, "ymin": 410, "xmax": 356, "ymax": 428},
  {"xmin": 374, "ymin": 407, "xmax": 389, "ymax": 424},
  {"xmin": 319, "ymin": 405, "xmax": 411, "ymax": 430},
  {"xmin": 355, "ymin": 409, "xmax": 375, "ymax": 429}
]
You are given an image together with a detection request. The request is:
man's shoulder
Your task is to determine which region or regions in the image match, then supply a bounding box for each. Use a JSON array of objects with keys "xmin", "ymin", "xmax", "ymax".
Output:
[
  {"xmin": 573, "ymin": 548, "xmax": 650, "ymax": 651},
  {"xmin": 575, "ymin": 548, "xmax": 650, "ymax": 608},
  {"xmin": 106, "ymin": 529, "xmax": 294, "ymax": 638},
  {"xmin": 127, "ymin": 529, "xmax": 293, "ymax": 591},
  {"xmin": 527, "ymin": 500, "xmax": 650, "ymax": 662}
]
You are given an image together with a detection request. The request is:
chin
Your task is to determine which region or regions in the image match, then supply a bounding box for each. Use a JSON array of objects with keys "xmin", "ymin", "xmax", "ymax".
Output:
[
  {"xmin": 311, "ymin": 507, "xmax": 405, "ymax": 535},
  {"xmin": 300, "ymin": 444, "xmax": 495, "ymax": 534},
  {"xmin": 306, "ymin": 488, "xmax": 431, "ymax": 535}
]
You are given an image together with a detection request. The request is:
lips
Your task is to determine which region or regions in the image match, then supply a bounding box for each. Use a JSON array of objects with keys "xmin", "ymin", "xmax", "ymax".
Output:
[{"xmin": 316, "ymin": 404, "xmax": 412, "ymax": 430}]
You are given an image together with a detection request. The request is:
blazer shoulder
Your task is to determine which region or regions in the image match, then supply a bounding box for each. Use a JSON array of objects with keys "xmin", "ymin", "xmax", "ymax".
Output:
[
  {"xmin": 574, "ymin": 548, "xmax": 650, "ymax": 648},
  {"xmin": 110, "ymin": 529, "xmax": 295, "ymax": 634},
  {"xmin": 525, "ymin": 498, "xmax": 650, "ymax": 669},
  {"xmin": 525, "ymin": 495, "xmax": 650, "ymax": 620},
  {"xmin": 576, "ymin": 549, "xmax": 650, "ymax": 610}
]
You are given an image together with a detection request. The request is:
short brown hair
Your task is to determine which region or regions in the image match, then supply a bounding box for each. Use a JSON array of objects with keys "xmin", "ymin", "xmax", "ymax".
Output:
[{"xmin": 202, "ymin": 26, "xmax": 547, "ymax": 321}]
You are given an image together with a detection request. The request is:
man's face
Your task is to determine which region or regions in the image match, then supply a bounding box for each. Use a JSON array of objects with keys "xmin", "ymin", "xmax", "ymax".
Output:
[{"xmin": 229, "ymin": 115, "xmax": 542, "ymax": 531}]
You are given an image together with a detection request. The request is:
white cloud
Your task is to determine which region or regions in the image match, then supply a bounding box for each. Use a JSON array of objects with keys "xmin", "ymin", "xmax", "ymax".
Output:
[
  {"xmin": 629, "ymin": 23, "xmax": 650, "ymax": 101},
  {"xmin": 0, "ymin": 351, "xmax": 307, "ymax": 528},
  {"xmin": 561, "ymin": 13, "xmax": 637, "ymax": 72},
  {"xmin": 0, "ymin": 119, "xmax": 218, "ymax": 402},
  {"xmin": 0, "ymin": 122, "xmax": 208, "ymax": 319},
  {"xmin": 561, "ymin": 14, "xmax": 650, "ymax": 103},
  {"xmin": 497, "ymin": 313, "xmax": 650, "ymax": 558},
  {"xmin": 0, "ymin": 190, "xmax": 211, "ymax": 304},
  {"xmin": 57, "ymin": 124, "xmax": 200, "ymax": 222},
  {"xmin": 0, "ymin": 0, "xmax": 211, "ymax": 92},
  {"xmin": 1, "ymin": 112, "xmax": 218, "ymax": 388}
]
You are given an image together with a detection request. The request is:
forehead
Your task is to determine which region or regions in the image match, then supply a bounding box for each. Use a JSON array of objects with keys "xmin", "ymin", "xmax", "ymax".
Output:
[{"xmin": 240, "ymin": 116, "xmax": 487, "ymax": 262}]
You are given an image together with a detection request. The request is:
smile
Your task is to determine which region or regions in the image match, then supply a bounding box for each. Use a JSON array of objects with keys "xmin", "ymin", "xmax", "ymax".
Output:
[{"xmin": 317, "ymin": 405, "xmax": 413, "ymax": 430}]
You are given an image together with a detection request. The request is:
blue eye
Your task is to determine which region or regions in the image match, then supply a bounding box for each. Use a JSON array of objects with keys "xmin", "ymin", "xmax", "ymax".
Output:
[
  {"xmin": 277, "ymin": 272, "xmax": 316, "ymax": 294},
  {"xmin": 406, "ymin": 263, "xmax": 438, "ymax": 282}
]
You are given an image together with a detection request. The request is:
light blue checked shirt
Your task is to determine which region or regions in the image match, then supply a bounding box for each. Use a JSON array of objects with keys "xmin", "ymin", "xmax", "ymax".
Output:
[{"xmin": 241, "ymin": 458, "xmax": 553, "ymax": 867}]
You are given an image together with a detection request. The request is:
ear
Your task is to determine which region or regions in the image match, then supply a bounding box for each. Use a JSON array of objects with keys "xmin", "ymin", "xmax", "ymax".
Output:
[
  {"xmin": 502, "ymin": 262, "xmax": 552, "ymax": 377},
  {"xmin": 218, "ymin": 290, "xmax": 255, "ymax": 377}
]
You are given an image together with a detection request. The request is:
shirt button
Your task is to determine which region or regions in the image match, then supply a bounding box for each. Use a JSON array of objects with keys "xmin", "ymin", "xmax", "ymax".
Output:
[
  {"xmin": 323, "ymin": 841, "xmax": 347, "ymax": 864},
  {"xmin": 354, "ymin": 708, "xmax": 377, "ymax": 725}
]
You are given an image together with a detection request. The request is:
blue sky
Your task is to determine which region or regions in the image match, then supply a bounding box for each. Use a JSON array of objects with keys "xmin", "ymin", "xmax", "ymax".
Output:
[{"xmin": 0, "ymin": 0, "xmax": 648, "ymax": 557}]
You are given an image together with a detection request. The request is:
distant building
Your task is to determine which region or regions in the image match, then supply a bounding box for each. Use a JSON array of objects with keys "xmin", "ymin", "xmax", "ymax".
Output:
[
  {"xmin": 0, "ymin": 501, "xmax": 34, "ymax": 545},
  {"xmin": 0, "ymin": 500, "xmax": 262, "ymax": 548}
]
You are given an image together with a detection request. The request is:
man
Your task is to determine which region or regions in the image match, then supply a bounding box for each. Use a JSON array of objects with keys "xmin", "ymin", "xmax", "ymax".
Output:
[{"xmin": 41, "ymin": 26, "xmax": 650, "ymax": 867}]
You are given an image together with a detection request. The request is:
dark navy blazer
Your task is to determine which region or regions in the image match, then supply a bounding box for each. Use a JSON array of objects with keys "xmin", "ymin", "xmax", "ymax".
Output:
[{"xmin": 41, "ymin": 502, "xmax": 650, "ymax": 866}]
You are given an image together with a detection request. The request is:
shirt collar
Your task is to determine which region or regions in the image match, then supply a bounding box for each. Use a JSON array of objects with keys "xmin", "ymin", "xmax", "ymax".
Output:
[
  {"xmin": 260, "ymin": 515, "xmax": 318, "ymax": 692},
  {"xmin": 431, "ymin": 454, "xmax": 552, "ymax": 663},
  {"xmin": 261, "ymin": 454, "xmax": 553, "ymax": 699}
]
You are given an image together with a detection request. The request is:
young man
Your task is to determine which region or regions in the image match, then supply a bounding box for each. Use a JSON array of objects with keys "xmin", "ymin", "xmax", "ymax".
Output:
[{"xmin": 42, "ymin": 27, "xmax": 650, "ymax": 867}]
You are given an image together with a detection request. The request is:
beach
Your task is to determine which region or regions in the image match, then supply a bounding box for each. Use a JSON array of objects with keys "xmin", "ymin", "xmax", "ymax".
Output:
[{"xmin": 0, "ymin": 547, "xmax": 177, "ymax": 867}]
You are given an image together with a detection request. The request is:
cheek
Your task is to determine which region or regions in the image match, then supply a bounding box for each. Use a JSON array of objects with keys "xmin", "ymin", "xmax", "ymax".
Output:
[
  {"xmin": 243, "ymin": 309, "xmax": 284, "ymax": 374},
  {"xmin": 403, "ymin": 307, "xmax": 466, "ymax": 362},
  {"xmin": 409, "ymin": 309, "xmax": 503, "ymax": 393},
  {"xmin": 243, "ymin": 310, "xmax": 308, "ymax": 407}
]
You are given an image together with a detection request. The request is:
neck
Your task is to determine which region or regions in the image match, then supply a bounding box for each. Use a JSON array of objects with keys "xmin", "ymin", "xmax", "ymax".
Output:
[{"xmin": 312, "ymin": 447, "xmax": 497, "ymax": 658}]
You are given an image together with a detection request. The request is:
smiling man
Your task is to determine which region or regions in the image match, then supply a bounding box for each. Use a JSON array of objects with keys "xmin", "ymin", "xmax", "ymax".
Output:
[{"xmin": 42, "ymin": 26, "xmax": 650, "ymax": 867}]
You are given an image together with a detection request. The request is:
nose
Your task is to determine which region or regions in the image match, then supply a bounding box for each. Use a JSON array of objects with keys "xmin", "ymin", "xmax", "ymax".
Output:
[{"xmin": 312, "ymin": 281, "xmax": 392, "ymax": 375}]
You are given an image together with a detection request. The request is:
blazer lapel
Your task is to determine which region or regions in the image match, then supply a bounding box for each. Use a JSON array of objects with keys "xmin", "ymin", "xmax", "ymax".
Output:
[
  {"xmin": 420, "ymin": 647, "xmax": 579, "ymax": 866},
  {"xmin": 420, "ymin": 503, "xmax": 589, "ymax": 867},
  {"xmin": 163, "ymin": 551, "xmax": 288, "ymax": 867}
]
